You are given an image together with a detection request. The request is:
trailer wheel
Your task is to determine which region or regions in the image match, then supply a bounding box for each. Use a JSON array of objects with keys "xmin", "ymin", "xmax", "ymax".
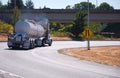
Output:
[
  {"xmin": 32, "ymin": 41, "xmax": 35, "ymax": 48},
  {"xmin": 30, "ymin": 40, "xmax": 35, "ymax": 49},
  {"xmin": 36, "ymin": 39, "xmax": 42, "ymax": 47},
  {"xmin": 30, "ymin": 41, "xmax": 32, "ymax": 49},
  {"xmin": 42, "ymin": 39, "xmax": 46, "ymax": 46}
]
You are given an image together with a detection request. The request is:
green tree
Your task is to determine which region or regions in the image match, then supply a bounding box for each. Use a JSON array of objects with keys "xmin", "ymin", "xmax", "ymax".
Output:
[
  {"xmin": 0, "ymin": 1, "xmax": 8, "ymax": 9},
  {"xmin": 50, "ymin": 22, "xmax": 57, "ymax": 31},
  {"xmin": 66, "ymin": 5, "xmax": 71, "ymax": 9},
  {"xmin": 0, "ymin": 1, "xmax": 2, "ymax": 7},
  {"xmin": 96, "ymin": 2, "xmax": 114, "ymax": 10},
  {"xmin": 25, "ymin": 0, "xmax": 34, "ymax": 9},
  {"xmin": 8, "ymin": 0, "xmax": 24, "ymax": 9},
  {"xmin": 0, "ymin": 5, "xmax": 8, "ymax": 9},
  {"xmin": 89, "ymin": 22, "xmax": 107, "ymax": 34},
  {"xmin": 43, "ymin": 6, "xmax": 50, "ymax": 9},
  {"xmin": 73, "ymin": 2, "xmax": 95, "ymax": 10},
  {"xmin": 70, "ymin": 12, "xmax": 87, "ymax": 38},
  {"xmin": 11, "ymin": 6, "xmax": 21, "ymax": 32}
]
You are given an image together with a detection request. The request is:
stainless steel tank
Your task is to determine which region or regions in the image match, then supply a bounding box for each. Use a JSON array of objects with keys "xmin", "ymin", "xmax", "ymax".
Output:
[{"xmin": 15, "ymin": 19, "xmax": 49, "ymax": 37}]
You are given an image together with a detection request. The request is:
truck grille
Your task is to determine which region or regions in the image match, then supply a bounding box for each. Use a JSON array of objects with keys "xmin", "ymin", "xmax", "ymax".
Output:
[{"xmin": 16, "ymin": 36, "xmax": 22, "ymax": 42}]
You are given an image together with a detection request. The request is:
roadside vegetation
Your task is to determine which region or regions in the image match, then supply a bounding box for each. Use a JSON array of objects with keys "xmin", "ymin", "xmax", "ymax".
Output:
[
  {"xmin": 50, "ymin": 1, "xmax": 119, "ymax": 40},
  {"xmin": 0, "ymin": 20, "xmax": 13, "ymax": 41},
  {"xmin": 0, "ymin": 20, "xmax": 13, "ymax": 34},
  {"xmin": 50, "ymin": 12, "xmax": 120, "ymax": 40}
]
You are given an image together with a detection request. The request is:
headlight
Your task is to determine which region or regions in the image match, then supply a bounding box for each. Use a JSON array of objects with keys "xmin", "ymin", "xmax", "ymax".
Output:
[
  {"xmin": 8, "ymin": 36, "xmax": 14, "ymax": 40},
  {"xmin": 8, "ymin": 33, "xmax": 14, "ymax": 40},
  {"xmin": 10, "ymin": 37, "xmax": 14, "ymax": 39}
]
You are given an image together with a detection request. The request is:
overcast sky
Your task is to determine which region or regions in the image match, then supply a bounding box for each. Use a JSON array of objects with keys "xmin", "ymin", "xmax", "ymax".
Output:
[{"xmin": 1, "ymin": 0, "xmax": 120, "ymax": 9}]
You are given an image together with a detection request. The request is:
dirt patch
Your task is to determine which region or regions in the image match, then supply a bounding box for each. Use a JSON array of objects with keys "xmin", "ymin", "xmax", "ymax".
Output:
[
  {"xmin": 0, "ymin": 33, "xmax": 8, "ymax": 41},
  {"xmin": 59, "ymin": 46, "xmax": 120, "ymax": 67},
  {"xmin": 51, "ymin": 37, "xmax": 72, "ymax": 41}
]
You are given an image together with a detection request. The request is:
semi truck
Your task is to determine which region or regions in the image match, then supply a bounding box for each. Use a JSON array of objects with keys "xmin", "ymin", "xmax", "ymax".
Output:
[{"xmin": 7, "ymin": 18, "xmax": 52, "ymax": 49}]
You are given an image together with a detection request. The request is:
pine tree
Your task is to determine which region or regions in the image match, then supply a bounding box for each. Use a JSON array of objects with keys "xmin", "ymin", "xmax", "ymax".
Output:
[{"xmin": 8, "ymin": 0, "xmax": 24, "ymax": 9}]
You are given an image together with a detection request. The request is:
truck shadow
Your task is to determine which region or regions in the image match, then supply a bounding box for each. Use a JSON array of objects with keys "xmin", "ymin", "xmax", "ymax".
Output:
[
  {"xmin": 4, "ymin": 45, "xmax": 50, "ymax": 51},
  {"xmin": 5, "ymin": 48, "xmax": 30, "ymax": 51}
]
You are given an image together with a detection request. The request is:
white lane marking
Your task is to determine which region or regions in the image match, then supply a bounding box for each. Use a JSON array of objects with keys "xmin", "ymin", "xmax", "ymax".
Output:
[{"xmin": 0, "ymin": 69, "xmax": 24, "ymax": 78}]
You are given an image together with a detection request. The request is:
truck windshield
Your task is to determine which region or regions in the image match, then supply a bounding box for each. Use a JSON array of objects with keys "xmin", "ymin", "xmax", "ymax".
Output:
[{"xmin": 14, "ymin": 32, "xmax": 26, "ymax": 38}]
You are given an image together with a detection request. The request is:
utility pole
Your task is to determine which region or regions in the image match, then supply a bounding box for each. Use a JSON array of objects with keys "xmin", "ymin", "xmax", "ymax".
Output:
[
  {"xmin": 96, "ymin": 0, "xmax": 98, "ymax": 8},
  {"xmin": 14, "ymin": 0, "xmax": 16, "ymax": 7},
  {"xmin": 87, "ymin": 0, "xmax": 90, "ymax": 50}
]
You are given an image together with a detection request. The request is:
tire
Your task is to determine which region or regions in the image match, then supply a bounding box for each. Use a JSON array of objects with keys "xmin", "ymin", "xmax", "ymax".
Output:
[
  {"xmin": 42, "ymin": 39, "xmax": 46, "ymax": 46},
  {"xmin": 36, "ymin": 39, "xmax": 42, "ymax": 47},
  {"xmin": 30, "ymin": 40, "xmax": 35, "ymax": 49},
  {"xmin": 33, "ymin": 41, "xmax": 35, "ymax": 48},
  {"xmin": 30, "ymin": 41, "xmax": 32, "ymax": 49},
  {"xmin": 48, "ymin": 43, "xmax": 51, "ymax": 46},
  {"xmin": 48, "ymin": 39, "xmax": 52, "ymax": 46}
]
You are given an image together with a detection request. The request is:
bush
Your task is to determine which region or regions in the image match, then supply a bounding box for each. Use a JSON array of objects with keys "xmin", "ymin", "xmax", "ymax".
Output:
[
  {"xmin": 51, "ymin": 31, "xmax": 73, "ymax": 37},
  {"xmin": 90, "ymin": 35, "xmax": 105, "ymax": 40},
  {"xmin": 0, "ymin": 20, "xmax": 13, "ymax": 34},
  {"xmin": 81, "ymin": 33, "xmax": 105, "ymax": 40}
]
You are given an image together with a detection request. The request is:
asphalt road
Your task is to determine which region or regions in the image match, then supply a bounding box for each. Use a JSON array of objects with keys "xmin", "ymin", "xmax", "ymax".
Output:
[{"xmin": 0, "ymin": 41, "xmax": 120, "ymax": 78}]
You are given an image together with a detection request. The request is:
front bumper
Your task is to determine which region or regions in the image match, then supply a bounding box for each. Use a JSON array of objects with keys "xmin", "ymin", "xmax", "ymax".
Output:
[{"xmin": 7, "ymin": 40, "xmax": 30, "ymax": 49}]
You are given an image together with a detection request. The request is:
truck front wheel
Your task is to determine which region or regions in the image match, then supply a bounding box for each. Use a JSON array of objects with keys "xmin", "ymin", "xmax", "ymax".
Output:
[
  {"xmin": 48, "ymin": 39, "xmax": 52, "ymax": 46},
  {"xmin": 42, "ymin": 39, "xmax": 46, "ymax": 46}
]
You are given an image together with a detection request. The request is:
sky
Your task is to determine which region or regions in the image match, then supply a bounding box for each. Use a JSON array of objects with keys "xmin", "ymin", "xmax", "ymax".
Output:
[{"xmin": 1, "ymin": 0, "xmax": 120, "ymax": 9}]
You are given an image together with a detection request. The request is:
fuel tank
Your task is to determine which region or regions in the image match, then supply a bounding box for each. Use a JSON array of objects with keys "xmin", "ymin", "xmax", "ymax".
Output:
[{"xmin": 15, "ymin": 19, "xmax": 49, "ymax": 37}]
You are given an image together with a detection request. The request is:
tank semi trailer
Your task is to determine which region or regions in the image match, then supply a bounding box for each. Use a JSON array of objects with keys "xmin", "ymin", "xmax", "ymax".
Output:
[{"xmin": 7, "ymin": 19, "xmax": 52, "ymax": 49}]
